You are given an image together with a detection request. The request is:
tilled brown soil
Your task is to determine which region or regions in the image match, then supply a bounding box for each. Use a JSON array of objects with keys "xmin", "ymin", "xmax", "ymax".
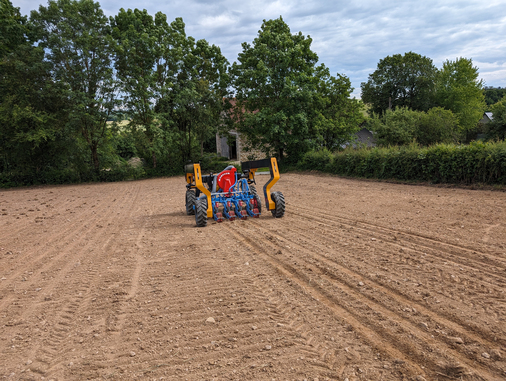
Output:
[{"xmin": 0, "ymin": 173, "xmax": 505, "ymax": 380}]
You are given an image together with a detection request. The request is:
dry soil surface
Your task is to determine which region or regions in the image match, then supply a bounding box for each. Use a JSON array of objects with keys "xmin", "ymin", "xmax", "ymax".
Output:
[{"xmin": 0, "ymin": 173, "xmax": 505, "ymax": 381}]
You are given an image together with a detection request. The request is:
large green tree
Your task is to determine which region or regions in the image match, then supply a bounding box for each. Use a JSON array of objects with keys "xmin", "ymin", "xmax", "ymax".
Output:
[
  {"xmin": 0, "ymin": 0, "xmax": 70, "ymax": 175},
  {"xmin": 156, "ymin": 35, "xmax": 229, "ymax": 164},
  {"xmin": 313, "ymin": 65, "xmax": 365, "ymax": 150},
  {"xmin": 111, "ymin": 10, "xmax": 189, "ymax": 168},
  {"xmin": 231, "ymin": 17, "xmax": 320, "ymax": 161},
  {"xmin": 435, "ymin": 57, "xmax": 485, "ymax": 137},
  {"xmin": 31, "ymin": 0, "xmax": 119, "ymax": 172},
  {"xmin": 231, "ymin": 18, "xmax": 361, "ymax": 160},
  {"xmin": 112, "ymin": 10, "xmax": 228, "ymax": 167},
  {"xmin": 361, "ymin": 52, "xmax": 437, "ymax": 115}
]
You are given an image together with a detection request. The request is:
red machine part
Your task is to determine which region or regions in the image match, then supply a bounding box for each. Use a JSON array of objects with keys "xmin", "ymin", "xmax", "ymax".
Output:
[
  {"xmin": 227, "ymin": 201, "xmax": 236, "ymax": 221},
  {"xmin": 250, "ymin": 197, "xmax": 260, "ymax": 218},
  {"xmin": 216, "ymin": 167, "xmax": 237, "ymax": 192}
]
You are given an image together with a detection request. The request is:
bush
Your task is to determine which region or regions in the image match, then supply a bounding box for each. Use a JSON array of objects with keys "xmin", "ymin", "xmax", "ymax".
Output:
[
  {"xmin": 198, "ymin": 153, "xmax": 234, "ymax": 173},
  {"xmin": 298, "ymin": 149, "xmax": 333, "ymax": 171},
  {"xmin": 0, "ymin": 161, "xmax": 147, "ymax": 188},
  {"xmin": 298, "ymin": 141, "xmax": 506, "ymax": 185},
  {"xmin": 416, "ymin": 107, "xmax": 460, "ymax": 145},
  {"xmin": 368, "ymin": 106, "xmax": 461, "ymax": 147},
  {"xmin": 368, "ymin": 107, "xmax": 420, "ymax": 146}
]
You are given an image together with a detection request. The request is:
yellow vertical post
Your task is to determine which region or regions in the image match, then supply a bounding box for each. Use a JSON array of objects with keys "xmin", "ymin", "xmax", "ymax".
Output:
[
  {"xmin": 265, "ymin": 157, "xmax": 280, "ymax": 210},
  {"xmin": 194, "ymin": 164, "xmax": 213, "ymax": 218}
]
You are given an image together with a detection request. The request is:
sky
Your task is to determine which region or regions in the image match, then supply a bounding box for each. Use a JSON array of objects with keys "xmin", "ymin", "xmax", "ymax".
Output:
[{"xmin": 15, "ymin": 0, "xmax": 506, "ymax": 98}]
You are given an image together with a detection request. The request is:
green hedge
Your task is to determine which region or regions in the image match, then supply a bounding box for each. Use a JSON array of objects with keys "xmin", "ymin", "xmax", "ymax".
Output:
[
  {"xmin": 0, "ymin": 165, "xmax": 146, "ymax": 188},
  {"xmin": 298, "ymin": 141, "xmax": 506, "ymax": 185},
  {"xmin": 0, "ymin": 154, "xmax": 237, "ymax": 188}
]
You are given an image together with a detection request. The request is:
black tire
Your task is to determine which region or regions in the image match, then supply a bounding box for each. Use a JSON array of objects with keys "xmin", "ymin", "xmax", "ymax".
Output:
[
  {"xmin": 195, "ymin": 198, "xmax": 208, "ymax": 227},
  {"xmin": 249, "ymin": 184, "xmax": 258, "ymax": 195},
  {"xmin": 185, "ymin": 190, "xmax": 196, "ymax": 215},
  {"xmin": 271, "ymin": 191, "xmax": 285, "ymax": 218}
]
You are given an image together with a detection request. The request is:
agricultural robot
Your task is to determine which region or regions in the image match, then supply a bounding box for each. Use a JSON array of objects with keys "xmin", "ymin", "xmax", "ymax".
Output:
[{"xmin": 185, "ymin": 158, "xmax": 285, "ymax": 227}]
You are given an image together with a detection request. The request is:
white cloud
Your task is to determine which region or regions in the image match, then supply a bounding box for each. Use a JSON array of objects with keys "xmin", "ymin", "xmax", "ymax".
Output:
[{"xmin": 17, "ymin": 0, "xmax": 506, "ymax": 93}]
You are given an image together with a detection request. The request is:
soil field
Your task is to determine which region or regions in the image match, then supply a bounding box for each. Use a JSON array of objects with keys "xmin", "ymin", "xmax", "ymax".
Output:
[{"xmin": 0, "ymin": 173, "xmax": 505, "ymax": 381}]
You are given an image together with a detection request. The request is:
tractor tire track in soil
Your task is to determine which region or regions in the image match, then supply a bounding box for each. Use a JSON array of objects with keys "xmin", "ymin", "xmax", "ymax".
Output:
[
  {"xmin": 237, "ymin": 219, "xmax": 502, "ymax": 380},
  {"xmin": 1, "ymin": 173, "xmax": 505, "ymax": 380},
  {"xmin": 292, "ymin": 206, "xmax": 506, "ymax": 280},
  {"xmin": 279, "ymin": 209, "xmax": 506, "ymax": 344}
]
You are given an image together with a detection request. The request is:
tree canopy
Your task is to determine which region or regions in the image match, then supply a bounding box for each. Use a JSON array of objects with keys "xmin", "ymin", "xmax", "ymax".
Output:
[
  {"xmin": 2, "ymin": 3, "xmax": 501, "ymax": 187},
  {"xmin": 435, "ymin": 57, "xmax": 485, "ymax": 136},
  {"xmin": 313, "ymin": 66, "xmax": 365, "ymax": 151},
  {"xmin": 361, "ymin": 52, "xmax": 437, "ymax": 115},
  {"xmin": 484, "ymin": 87, "xmax": 506, "ymax": 107},
  {"xmin": 367, "ymin": 106, "xmax": 460, "ymax": 147},
  {"xmin": 231, "ymin": 17, "xmax": 319, "ymax": 161},
  {"xmin": 231, "ymin": 17, "xmax": 362, "ymax": 162},
  {"xmin": 155, "ymin": 34, "xmax": 230, "ymax": 163},
  {"xmin": 0, "ymin": 0, "xmax": 70, "ymax": 175},
  {"xmin": 31, "ymin": 0, "xmax": 120, "ymax": 172},
  {"xmin": 362, "ymin": 53, "xmax": 487, "ymax": 144}
]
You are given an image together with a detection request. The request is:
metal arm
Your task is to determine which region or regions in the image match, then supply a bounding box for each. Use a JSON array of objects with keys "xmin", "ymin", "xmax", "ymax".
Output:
[
  {"xmin": 186, "ymin": 163, "xmax": 213, "ymax": 218},
  {"xmin": 240, "ymin": 157, "xmax": 280, "ymax": 211}
]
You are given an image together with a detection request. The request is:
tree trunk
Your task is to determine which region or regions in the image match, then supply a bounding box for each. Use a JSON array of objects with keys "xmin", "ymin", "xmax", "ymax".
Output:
[{"xmin": 91, "ymin": 145, "xmax": 100, "ymax": 173}]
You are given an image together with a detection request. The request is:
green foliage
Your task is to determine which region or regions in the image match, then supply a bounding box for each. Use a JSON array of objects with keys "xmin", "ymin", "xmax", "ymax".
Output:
[
  {"xmin": 31, "ymin": 0, "xmax": 120, "ymax": 172},
  {"xmin": 367, "ymin": 107, "xmax": 420, "ymax": 146},
  {"xmin": 0, "ymin": 0, "xmax": 27, "ymax": 57},
  {"xmin": 198, "ymin": 153, "xmax": 233, "ymax": 173},
  {"xmin": 485, "ymin": 96, "xmax": 506, "ymax": 141},
  {"xmin": 231, "ymin": 17, "xmax": 319, "ymax": 161},
  {"xmin": 0, "ymin": 159, "xmax": 146, "ymax": 188},
  {"xmin": 368, "ymin": 106, "xmax": 460, "ymax": 147},
  {"xmin": 361, "ymin": 52, "xmax": 437, "ymax": 115},
  {"xmin": 298, "ymin": 148, "xmax": 333, "ymax": 171},
  {"xmin": 2, "ymin": 1, "xmax": 232, "ymax": 187},
  {"xmin": 484, "ymin": 87, "xmax": 506, "ymax": 107},
  {"xmin": 150, "ymin": 18, "xmax": 230, "ymax": 166},
  {"xmin": 313, "ymin": 67, "xmax": 365, "ymax": 151},
  {"xmin": 362, "ymin": 54, "xmax": 486, "ymax": 142},
  {"xmin": 416, "ymin": 107, "xmax": 460, "ymax": 146},
  {"xmin": 435, "ymin": 57, "xmax": 485, "ymax": 137},
  {"xmin": 0, "ymin": 0, "xmax": 72, "ymax": 175},
  {"xmin": 113, "ymin": 130, "xmax": 137, "ymax": 159},
  {"xmin": 298, "ymin": 141, "xmax": 506, "ymax": 185},
  {"xmin": 111, "ymin": 10, "xmax": 187, "ymax": 168},
  {"xmin": 231, "ymin": 17, "xmax": 361, "ymax": 163}
]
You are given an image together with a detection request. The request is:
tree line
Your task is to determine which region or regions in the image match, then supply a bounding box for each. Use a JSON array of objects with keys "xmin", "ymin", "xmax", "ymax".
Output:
[
  {"xmin": 1, "ymin": 0, "xmax": 363, "ymax": 186},
  {"xmin": 1, "ymin": 0, "xmax": 505, "ymax": 187},
  {"xmin": 1, "ymin": 0, "xmax": 233, "ymax": 183},
  {"xmin": 361, "ymin": 52, "xmax": 506, "ymax": 146}
]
